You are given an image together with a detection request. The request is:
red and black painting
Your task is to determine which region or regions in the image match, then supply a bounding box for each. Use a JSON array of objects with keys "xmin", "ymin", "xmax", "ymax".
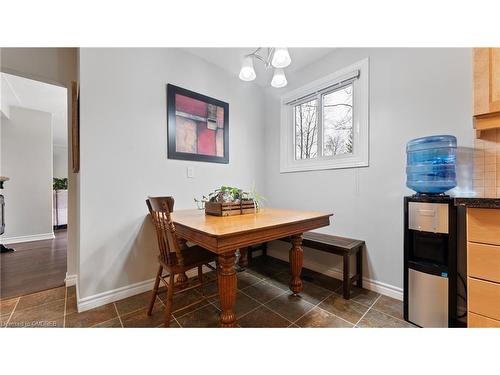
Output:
[{"xmin": 167, "ymin": 84, "xmax": 229, "ymax": 163}]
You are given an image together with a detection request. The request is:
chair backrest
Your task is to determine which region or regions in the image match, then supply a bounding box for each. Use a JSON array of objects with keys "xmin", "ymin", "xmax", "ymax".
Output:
[{"xmin": 146, "ymin": 196, "xmax": 183, "ymax": 266}]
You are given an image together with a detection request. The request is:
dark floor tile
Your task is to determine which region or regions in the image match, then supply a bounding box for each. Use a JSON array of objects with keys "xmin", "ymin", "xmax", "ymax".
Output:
[
  {"xmin": 199, "ymin": 279, "xmax": 218, "ymax": 296},
  {"xmin": 296, "ymin": 307, "xmax": 354, "ymax": 328},
  {"xmin": 372, "ymin": 295, "xmax": 403, "ymax": 320},
  {"xmin": 344, "ymin": 287, "xmax": 380, "ymax": 307},
  {"xmin": 246, "ymin": 264, "xmax": 286, "ymax": 279},
  {"xmin": 8, "ymin": 299, "xmax": 65, "ymax": 328},
  {"xmin": 237, "ymin": 271, "xmax": 262, "ymax": 289},
  {"xmin": 1, "ymin": 314, "xmax": 11, "ymax": 327},
  {"xmin": 67, "ymin": 286, "xmax": 76, "ymax": 299},
  {"xmin": 65, "ymin": 303, "xmax": 118, "ymax": 328},
  {"xmin": 305, "ymin": 272, "xmax": 343, "ymax": 292},
  {"xmin": 156, "ymin": 319, "xmax": 181, "ymax": 328},
  {"xmin": 238, "ymin": 305, "xmax": 291, "ymax": 328},
  {"xmin": 66, "ymin": 296, "xmax": 77, "ymax": 315},
  {"xmin": 210, "ymin": 291, "xmax": 260, "ymax": 317},
  {"xmin": 318, "ymin": 294, "xmax": 369, "ymax": 324},
  {"xmin": 266, "ymin": 293, "xmax": 314, "ymax": 322},
  {"xmin": 158, "ymin": 288, "xmax": 209, "ymax": 318},
  {"xmin": 176, "ymin": 304, "xmax": 221, "ymax": 328},
  {"xmin": 121, "ymin": 302, "xmax": 167, "ymax": 328},
  {"xmin": 300, "ymin": 281, "xmax": 333, "ymax": 305},
  {"xmin": 0, "ymin": 297, "xmax": 18, "ymax": 316},
  {"xmin": 92, "ymin": 317, "xmax": 122, "ymax": 328},
  {"xmin": 248, "ymin": 258, "xmax": 289, "ymax": 278},
  {"xmin": 241, "ymin": 281, "xmax": 286, "ymax": 304},
  {"xmin": 244, "ymin": 267, "xmax": 268, "ymax": 280},
  {"xmin": 356, "ymin": 309, "xmax": 415, "ymax": 328},
  {"xmin": 264, "ymin": 271, "xmax": 291, "ymax": 291},
  {"xmin": 16, "ymin": 287, "xmax": 66, "ymax": 311},
  {"xmin": 115, "ymin": 291, "xmax": 154, "ymax": 316}
]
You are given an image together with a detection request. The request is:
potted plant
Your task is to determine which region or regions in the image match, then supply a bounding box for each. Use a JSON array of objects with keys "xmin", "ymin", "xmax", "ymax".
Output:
[
  {"xmin": 194, "ymin": 185, "xmax": 264, "ymax": 216},
  {"xmin": 53, "ymin": 178, "xmax": 68, "ymax": 229}
]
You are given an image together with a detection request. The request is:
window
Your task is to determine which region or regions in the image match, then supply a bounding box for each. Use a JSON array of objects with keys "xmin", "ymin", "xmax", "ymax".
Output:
[{"xmin": 280, "ymin": 59, "xmax": 369, "ymax": 172}]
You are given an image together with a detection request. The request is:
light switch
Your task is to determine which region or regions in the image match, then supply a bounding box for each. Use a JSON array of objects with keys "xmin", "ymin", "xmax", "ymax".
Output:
[{"xmin": 187, "ymin": 166, "xmax": 195, "ymax": 178}]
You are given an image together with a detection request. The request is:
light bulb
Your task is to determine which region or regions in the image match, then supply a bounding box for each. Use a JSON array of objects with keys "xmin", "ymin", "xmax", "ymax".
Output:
[
  {"xmin": 271, "ymin": 48, "xmax": 291, "ymax": 68},
  {"xmin": 239, "ymin": 56, "xmax": 256, "ymax": 81},
  {"xmin": 271, "ymin": 68, "xmax": 287, "ymax": 88}
]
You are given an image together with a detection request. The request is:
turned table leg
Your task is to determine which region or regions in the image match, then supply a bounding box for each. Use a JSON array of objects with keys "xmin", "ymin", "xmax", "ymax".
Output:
[
  {"xmin": 175, "ymin": 238, "xmax": 189, "ymax": 289},
  {"xmin": 289, "ymin": 234, "xmax": 304, "ymax": 295},
  {"xmin": 238, "ymin": 247, "xmax": 249, "ymax": 270},
  {"xmin": 217, "ymin": 251, "xmax": 237, "ymax": 327}
]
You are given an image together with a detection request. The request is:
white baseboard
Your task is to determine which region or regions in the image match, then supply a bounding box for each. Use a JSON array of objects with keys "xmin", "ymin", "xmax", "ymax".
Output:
[
  {"xmin": 65, "ymin": 273, "xmax": 77, "ymax": 287},
  {"xmin": 77, "ymin": 278, "xmax": 156, "ymax": 313},
  {"xmin": 1, "ymin": 232, "xmax": 55, "ymax": 245},
  {"xmin": 267, "ymin": 246, "xmax": 403, "ymax": 301}
]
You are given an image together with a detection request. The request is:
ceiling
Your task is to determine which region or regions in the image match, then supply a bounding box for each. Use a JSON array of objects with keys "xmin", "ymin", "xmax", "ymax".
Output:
[
  {"xmin": 185, "ymin": 48, "xmax": 335, "ymax": 87},
  {"xmin": 1, "ymin": 72, "xmax": 67, "ymax": 146}
]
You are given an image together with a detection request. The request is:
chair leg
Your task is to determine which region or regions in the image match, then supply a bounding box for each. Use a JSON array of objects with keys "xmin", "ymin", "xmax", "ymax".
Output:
[
  {"xmin": 148, "ymin": 265, "xmax": 163, "ymax": 316},
  {"xmin": 198, "ymin": 265, "xmax": 204, "ymax": 296},
  {"xmin": 164, "ymin": 273, "xmax": 175, "ymax": 327}
]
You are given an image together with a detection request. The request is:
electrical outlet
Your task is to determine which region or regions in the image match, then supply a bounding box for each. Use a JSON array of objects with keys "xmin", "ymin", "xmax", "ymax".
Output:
[{"xmin": 187, "ymin": 166, "xmax": 195, "ymax": 178}]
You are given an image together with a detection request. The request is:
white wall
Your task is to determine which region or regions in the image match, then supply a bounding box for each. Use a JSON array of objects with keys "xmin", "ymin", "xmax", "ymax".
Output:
[
  {"xmin": 1, "ymin": 106, "xmax": 54, "ymax": 241},
  {"xmin": 78, "ymin": 48, "xmax": 266, "ymax": 301},
  {"xmin": 263, "ymin": 48, "xmax": 473, "ymax": 296},
  {"xmin": 53, "ymin": 145, "xmax": 68, "ymax": 178}
]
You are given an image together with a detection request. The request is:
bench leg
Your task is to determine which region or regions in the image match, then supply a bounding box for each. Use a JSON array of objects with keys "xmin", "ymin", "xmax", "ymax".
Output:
[
  {"xmin": 262, "ymin": 242, "xmax": 268, "ymax": 258},
  {"xmin": 343, "ymin": 254, "xmax": 350, "ymax": 299},
  {"xmin": 356, "ymin": 248, "xmax": 363, "ymax": 289}
]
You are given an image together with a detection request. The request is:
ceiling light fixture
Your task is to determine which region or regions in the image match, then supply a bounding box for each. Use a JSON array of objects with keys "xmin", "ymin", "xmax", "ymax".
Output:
[
  {"xmin": 239, "ymin": 56, "xmax": 256, "ymax": 81},
  {"xmin": 271, "ymin": 48, "xmax": 291, "ymax": 68},
  {"xmin": 239, "ymin": 48, "xmax": 291, "ymax": 88},
  {"xmin": 271, "ymin": 68, "xmax": 287, "ymax": 88}
]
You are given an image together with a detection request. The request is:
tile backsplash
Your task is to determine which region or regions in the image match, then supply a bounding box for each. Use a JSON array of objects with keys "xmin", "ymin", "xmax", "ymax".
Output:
[{"xmin": 473, "ymin": 128, "xmax": 500, "ymax": 198}]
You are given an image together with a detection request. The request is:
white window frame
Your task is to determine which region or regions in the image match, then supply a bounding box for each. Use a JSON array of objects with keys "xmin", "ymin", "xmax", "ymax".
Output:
[{"xmin": 280, "ymin": 58, "xmax": 369, "ymax": 173}]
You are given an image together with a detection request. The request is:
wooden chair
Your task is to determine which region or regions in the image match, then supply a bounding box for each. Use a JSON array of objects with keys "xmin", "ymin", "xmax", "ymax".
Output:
[{"xmin": 146, "ymin": 196, "xmax": 217, "ymax": 327}]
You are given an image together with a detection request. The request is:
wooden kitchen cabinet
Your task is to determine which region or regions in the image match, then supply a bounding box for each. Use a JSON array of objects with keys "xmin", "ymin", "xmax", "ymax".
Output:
[
  {"xmin": 467, "ymin": 207, "xmax": 500, "ymax": 327},
  {"xmin": 473, "ymin": 48, "xmax": 500, "ymax": 133}
]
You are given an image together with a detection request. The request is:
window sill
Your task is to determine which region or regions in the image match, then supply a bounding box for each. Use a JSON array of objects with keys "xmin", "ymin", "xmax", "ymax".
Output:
[{"xmin": 280, "ymin": 156, "xmax": 369, "ymax": 173}]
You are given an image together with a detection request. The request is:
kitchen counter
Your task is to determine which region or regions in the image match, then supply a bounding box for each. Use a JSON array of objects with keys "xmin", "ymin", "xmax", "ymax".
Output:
[{"xmin": 454, "ymin": 197, "xmax": 500, "ymax": 209}]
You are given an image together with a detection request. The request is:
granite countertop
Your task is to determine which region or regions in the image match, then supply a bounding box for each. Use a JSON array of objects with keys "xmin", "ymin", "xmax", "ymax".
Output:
[
  {"xmin": 0, "ymin": 177, "xmax": 9, "ymax": 182},
  {"xmin": 454, "ymin": 197, "xmax": 500, "ymax": 209}
]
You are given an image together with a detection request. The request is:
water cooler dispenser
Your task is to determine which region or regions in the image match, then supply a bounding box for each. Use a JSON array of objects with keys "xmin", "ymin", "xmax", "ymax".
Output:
[{"xmin": 403, "ymin": 135, "xmax": 466, "ymax": 327}]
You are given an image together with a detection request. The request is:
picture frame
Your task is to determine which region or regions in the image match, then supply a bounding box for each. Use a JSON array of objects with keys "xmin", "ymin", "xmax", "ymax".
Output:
[
  {"xmin": 167, "ymin": 84, "xmax": 229, "ymax": 164},
  {"xmin": 71, "ymin": 80, "xmax": 80, "ymax": 173}
]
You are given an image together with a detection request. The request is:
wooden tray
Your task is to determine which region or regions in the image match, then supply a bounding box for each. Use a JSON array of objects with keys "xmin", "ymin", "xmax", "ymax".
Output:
[{"xmin": 205, "ymin": 200, "xmax": 256, "ymax": 216}]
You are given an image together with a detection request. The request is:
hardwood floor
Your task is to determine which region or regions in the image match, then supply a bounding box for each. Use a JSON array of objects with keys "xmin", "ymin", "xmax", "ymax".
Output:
[{"xmin": 0, "ymin": 230, "xmax": 67, "ymax": 300}]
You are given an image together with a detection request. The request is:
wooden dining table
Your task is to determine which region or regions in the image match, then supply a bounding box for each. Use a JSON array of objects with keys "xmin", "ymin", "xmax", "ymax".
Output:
[{"xmin": 171, "ymin": 207, "xmax": 333, "ymax": 327}]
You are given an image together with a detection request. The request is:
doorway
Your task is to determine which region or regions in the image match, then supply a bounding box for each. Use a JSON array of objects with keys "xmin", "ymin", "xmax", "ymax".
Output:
[{"xmin": 0, "ymin": 72, "xmax": 68, "ymax": 299}]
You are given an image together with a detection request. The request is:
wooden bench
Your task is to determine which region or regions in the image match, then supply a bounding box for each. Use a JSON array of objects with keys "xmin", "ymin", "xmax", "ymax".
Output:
[{"xmin": 280, "ymin": 233, "xmax": 365, "ymax": 300}]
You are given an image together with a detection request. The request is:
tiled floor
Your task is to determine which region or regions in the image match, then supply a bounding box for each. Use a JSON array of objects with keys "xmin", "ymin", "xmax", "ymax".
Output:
[{"xmin": 0, "ymin": 257, "xmax": 414, "ymax": 328}]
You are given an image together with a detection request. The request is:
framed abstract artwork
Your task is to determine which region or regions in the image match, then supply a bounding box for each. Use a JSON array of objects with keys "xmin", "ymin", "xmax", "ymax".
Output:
[{"xmin": 167, "ymin": 84, "xmax": 229, "ymax": 163}]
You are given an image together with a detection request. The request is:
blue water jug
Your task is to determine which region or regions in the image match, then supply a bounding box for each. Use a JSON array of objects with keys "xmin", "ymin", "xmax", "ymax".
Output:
[{"xmin": 406, "ymin": 135, "xmax": 457, "ymax": 194}]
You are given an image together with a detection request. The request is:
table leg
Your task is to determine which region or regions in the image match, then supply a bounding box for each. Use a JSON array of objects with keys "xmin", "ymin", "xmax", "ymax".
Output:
[
  {"xmin": 175, "ymin": 238, "xmax": 189, "ymax": 289},
  {"xmin": 238, "ymin": 247, "xmax": 249, "ymax": 270},
  {"xmin": 289, "ymin": 234, "xmax": 304, "ymax": 295},
  {"xmin": 217, "ymin": 251, "xmax": 237, "ymax": 327}
]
